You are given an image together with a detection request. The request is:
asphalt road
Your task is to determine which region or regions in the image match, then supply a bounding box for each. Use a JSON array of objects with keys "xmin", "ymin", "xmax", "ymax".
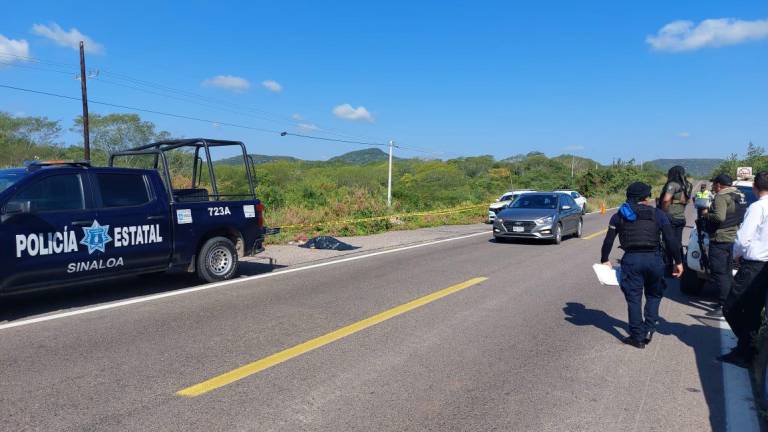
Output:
[{"xmin": 0, "ymin": 212, "xmax": 738, "ymax": 431}]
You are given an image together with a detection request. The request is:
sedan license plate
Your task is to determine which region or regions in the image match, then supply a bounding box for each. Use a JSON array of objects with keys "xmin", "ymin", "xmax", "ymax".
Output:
[{"xmin": 512, "ymin": 226, "xmax": 524, "ymax": 232}]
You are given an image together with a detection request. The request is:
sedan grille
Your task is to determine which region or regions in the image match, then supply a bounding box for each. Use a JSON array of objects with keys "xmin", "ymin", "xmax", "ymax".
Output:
[{"xmin": 502, "ymin": 221, "xmax": 536, "ymax": 232}]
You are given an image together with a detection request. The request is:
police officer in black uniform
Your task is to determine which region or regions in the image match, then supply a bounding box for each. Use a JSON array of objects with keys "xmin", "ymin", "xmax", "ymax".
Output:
[{"xmin": 601, "ymin": 182, "xmax": 683, "ymax": 348}]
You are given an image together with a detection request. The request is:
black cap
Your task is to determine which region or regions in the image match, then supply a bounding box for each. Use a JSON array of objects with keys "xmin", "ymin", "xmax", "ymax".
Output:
[
  {"xmin": 626, "ymin": 181, "xmax": 652, "ymax": 201},
  {"xmin": 711, "ymin": 174, "xmax": 733, "ymax": 186}
]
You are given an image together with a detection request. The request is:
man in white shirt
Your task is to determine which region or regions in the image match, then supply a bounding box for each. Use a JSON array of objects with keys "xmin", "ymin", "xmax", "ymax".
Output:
[{"xmin": 720, "ymin": 171, "xmax": 768, "ymax": 368}]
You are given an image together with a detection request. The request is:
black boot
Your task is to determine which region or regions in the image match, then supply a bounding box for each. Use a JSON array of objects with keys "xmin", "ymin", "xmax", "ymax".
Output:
[
  {"xmin": 644, "ymin": 330, "xmax": 655, "ymax": 345},
  {"xmin": 717, "ymin": 349, "xmax": 751, "ymax": 368},
  {"xmin": 622, "ymin": 337, "xmax": 646, "ymax": 349}
]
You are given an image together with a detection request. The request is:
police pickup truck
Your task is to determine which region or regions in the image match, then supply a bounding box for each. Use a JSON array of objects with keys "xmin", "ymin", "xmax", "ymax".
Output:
[{"xmin": 0, "ymin": 138, "xmax": 274, "ymax": 296}]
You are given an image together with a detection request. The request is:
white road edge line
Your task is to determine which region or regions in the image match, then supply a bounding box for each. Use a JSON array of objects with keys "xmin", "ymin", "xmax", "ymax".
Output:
[
  {"xmin": 0, "ymin": 231, "xmax": 490, "ymax": 331},
  {"xmin": 719, "ymin": 319, "xmax": 760, "ymax": 432}
]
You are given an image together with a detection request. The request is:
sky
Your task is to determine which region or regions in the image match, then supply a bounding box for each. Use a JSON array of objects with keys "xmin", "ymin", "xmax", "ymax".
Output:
[{"xmin": 1, "ymin": 1, "xmax": 767, "ymax": 163}]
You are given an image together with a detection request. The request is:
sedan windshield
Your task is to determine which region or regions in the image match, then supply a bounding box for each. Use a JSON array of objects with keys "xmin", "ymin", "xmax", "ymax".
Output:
[
  {"xmin": 0, "ymin": 169, "xmax": 28, "ymax": 193},
  {"xmin": 512, "ymin": 194, "xmax": 558, "ymax": 209}
]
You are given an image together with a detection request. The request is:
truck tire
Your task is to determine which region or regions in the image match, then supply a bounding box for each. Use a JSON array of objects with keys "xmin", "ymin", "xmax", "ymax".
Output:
[
  {"xmin": 680, "ymin": 262, "xmax": 704, "ymax": 296},
  {"xmin": 197, "ymin": 236, "xmax": 239, "ymax": 283}
]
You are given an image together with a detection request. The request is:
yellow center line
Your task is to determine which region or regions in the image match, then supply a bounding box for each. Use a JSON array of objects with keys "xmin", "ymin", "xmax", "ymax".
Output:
[
  {"xmin": 581, "ymin": 228, "xmax": 608, "ymax": 240},
  {"xmin": 176, "ymin": 277, "xmax": 489, "ymax": 397}
]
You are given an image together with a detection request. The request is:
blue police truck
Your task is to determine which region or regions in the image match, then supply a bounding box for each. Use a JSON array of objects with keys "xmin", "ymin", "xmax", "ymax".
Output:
[{"xmin": 0, "ymin": 138, "xmax": 276, "ymax": 295}]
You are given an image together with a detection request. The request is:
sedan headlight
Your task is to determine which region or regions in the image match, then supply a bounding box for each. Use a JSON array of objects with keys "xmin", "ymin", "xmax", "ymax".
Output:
[
  {"xmin": 535, "ymin": 216, "xmax": 553, "ymax": 225},
  {"xmin": 496, "ymin": 218, "xmax": 503, "ymax": 224}
]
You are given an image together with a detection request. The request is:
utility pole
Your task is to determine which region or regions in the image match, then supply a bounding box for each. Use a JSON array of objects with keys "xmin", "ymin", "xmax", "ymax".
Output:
[
  {"xmin": 571, "ymin": 154, "xmax": 575, "ymax": 178},
  {"xmin": 79, "ymin": 41, "xmax": 91, "ymax": 160},
  {"xmin": 387, "ymin": 140, "xmax": 394, "ymax": 207}
]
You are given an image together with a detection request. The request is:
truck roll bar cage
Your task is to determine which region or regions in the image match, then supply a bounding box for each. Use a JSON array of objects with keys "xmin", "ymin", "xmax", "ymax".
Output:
[{"xmin": 108, "ymin": 138, "xmax": 256, "ymax": 203}]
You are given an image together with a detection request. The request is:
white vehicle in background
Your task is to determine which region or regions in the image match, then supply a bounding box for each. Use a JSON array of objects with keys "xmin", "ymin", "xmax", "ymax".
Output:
[
  {"xmin": 488, "ymin": 190, "xmax": 536, "ymax": 223},
  {"xmin": 554, "ymin": 190, "xmax": 587, "ymax": 214}
]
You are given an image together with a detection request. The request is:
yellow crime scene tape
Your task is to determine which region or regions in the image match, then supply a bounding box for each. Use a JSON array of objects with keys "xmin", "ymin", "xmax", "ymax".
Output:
[{"xmin": 274, "ymin": 203, "xmax": 488, "ymax": 231}]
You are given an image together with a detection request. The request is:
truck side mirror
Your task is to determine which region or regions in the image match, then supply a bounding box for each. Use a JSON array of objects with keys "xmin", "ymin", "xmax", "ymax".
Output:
[{"xmin": 4, "ymin": 200, "xmax": 31, "ymax": 215}]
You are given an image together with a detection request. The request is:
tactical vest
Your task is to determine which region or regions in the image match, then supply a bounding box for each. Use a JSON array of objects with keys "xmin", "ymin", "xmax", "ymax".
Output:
[
  {"xmin": 658, "ymin": 181, "xmax": 691, "ymax": 205},
  {"xmin": 707, "ymin": 191, "xmax": 748, "ymax": 233},
  {"xmin": 617, "ymin": 205, "xmax": 661, "ymax": 252}
]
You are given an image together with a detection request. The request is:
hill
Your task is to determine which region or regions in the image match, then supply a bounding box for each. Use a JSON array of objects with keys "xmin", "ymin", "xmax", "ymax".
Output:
[
  {"xmin": 645, "ymin": 159, "xmax": 724, "ymax": 178},
  {"xmin": 551, "ymin": 154, "xmax": 602, "ymax": 170},
  {"xmin": 328, "ymin": 148, "xmax": 403, "ymax": 164},
  {"xmin": 217, "ymin": 154, "xmax": 302, "ymax": 165}
]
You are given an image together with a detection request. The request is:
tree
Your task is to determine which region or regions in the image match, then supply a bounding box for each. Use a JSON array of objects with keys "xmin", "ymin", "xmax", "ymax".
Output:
[
  {"xmin": 0, "ymin": 112, "xmax": 63, "ymax": 166},
  {"xmin": 72, "ymin": 113, "xmax": 171, "ymax": 156},
  {"xmin": 712, "ymin": 144, "xmax": 768, "ymax": 178},
  {"xmin": 746, "ymin": 142, "xmax": 765, "ymax": 159}
]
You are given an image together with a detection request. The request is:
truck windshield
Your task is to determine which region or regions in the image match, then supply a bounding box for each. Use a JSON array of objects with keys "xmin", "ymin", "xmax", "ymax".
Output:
[{"xmin": 0, "ymin": 169, "xmax": 28, "ymax": 193}]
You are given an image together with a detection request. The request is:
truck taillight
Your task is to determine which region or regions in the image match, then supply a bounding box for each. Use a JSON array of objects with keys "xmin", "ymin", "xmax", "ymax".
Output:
[{"xmin": 256, "ymin": 203, "xmax": 264, "ymax": 226}]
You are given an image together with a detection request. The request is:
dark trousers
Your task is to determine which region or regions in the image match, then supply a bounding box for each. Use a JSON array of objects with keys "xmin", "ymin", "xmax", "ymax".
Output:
[
  {"xmin": 724, "ymin": 260, "xmax": 768, "ymax": 357},
  {"xmin": 620, "ymin": 252, "xmax": 666, "ymax": 341},
  {"xmin": 664, "ymin": 218, "xmax": 686, "ymax": 269},
  {"xmin": 670, "ymin": 218, "xmax": 685, "ymax": 251},
  {"xmin": 709, "ymin": 241, "xmax": 734, "ymax": 304}
]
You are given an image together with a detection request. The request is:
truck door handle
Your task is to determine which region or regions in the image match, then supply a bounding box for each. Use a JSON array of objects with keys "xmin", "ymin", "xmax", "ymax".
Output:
[
  {"xmin": 146, "ymin": 215, "xmax": 165, "ymax": 220},
  {"xmin": 71, "ymin": 220, "xmax": 92, "ymax": 226}
]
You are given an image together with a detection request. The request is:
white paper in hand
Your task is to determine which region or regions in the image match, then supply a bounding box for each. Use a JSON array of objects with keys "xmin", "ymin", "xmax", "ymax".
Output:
[{"xmin": 593, "ymin": 263, "xmax": 620, "ymax": 286}]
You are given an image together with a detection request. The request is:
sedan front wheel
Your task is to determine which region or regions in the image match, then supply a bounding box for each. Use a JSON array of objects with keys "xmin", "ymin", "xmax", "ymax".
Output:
[{"xmin": 552, "ymin": 223, "xmax": 563, "ymax": 245}]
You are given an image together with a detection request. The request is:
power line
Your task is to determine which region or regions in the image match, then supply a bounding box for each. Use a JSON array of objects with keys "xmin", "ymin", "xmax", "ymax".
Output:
[
  {"xmin": 1, "ymin": 53, "xmax": 454, "ymax": 158},
  {"xmin": 96, "ymin": 69, "xmax": 387, "ymax": 143},
  {"xmin": 0, "ymin": 53, "xmax": 78, "ymax": 68},
  {"xmin": 92, "ymin": 77, "xmax": 381, "ymax": 143},
  {"xmin": 0, "ymin": 83, "xmax": 282, "ymax": 135},
  {"xmin": 1, "ymin": 52, "xmax": 388, "ymax": 143},
  {"xmin": 0, "ymin": 83, "xmax": 403, "ymax": 149},
  {"xmin": 279, "ymin": 131, "xmax": 390, "ymax": 147},
  {"xmin": 0, "ymin": 60, "xmax": 76, "ymax": 76}
]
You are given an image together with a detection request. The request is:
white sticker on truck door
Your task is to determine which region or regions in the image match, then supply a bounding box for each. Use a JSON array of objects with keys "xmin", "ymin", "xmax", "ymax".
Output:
[
  {"xmin": 243, "ymin": 205, "xmax": 256, "ymax": 218},
  {"xmin": 176, "ymin": 209, "xmax": 193, "ymax": 224}
]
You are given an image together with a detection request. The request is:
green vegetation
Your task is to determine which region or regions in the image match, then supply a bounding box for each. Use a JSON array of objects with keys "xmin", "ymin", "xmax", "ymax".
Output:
[
  {"xmin": 711, "ymin": 142, "xmax": 768, "ymax": 178},
  {"xmin": 646, "ymin": 158, "xmax": 725, "ymax": 178},
  {"xmin": 1, "ymin": 111, "xmax": 668, "ymax": 241},
  {"xmin": 218, "ymin": 154, "xmax": 302, "ymax": 165}
]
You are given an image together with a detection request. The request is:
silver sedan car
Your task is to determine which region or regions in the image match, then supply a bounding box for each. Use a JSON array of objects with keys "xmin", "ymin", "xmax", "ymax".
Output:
[{"xmin": 492, "ymin": 192, "xmax": 583, "ymax": 244}]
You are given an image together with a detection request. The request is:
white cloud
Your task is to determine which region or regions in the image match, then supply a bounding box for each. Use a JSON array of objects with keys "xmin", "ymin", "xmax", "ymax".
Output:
[
  {"xmin": 677, "ymin": 131, "xmax": 690, "ymax": 138},
  {"xmin": 202, "ymin": 75, "xmax": 251, "ymax": 93},
  {"xmin": 0, "ymin": 34, "xmax": 30, "ymax": 66},
  {"xmin": 31, "ymin": 23, "xmax": 104, "ymax": 54},
  {"xmin": 646, "ymin": 17, "xmax": 768, "ymax": 52},
  {"xmin": 291, "ymin": 113, "xmax": 303, "ymax": 121},
  {"xmin": 332, "ymin": 103, "xmax": 374, "ymax": 122},
  {"xmin": 298, "ymin": 123, "xmax": 319, "ymax": 132},
  {"xmin": 261, "ymin": 79, "xmax": 283, "ymax": 93}
]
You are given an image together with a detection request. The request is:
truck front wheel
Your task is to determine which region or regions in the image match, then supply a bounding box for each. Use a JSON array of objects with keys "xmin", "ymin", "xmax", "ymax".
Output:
[{"xmin": 197, "ymin": 236, "xmax": 239, "ymax": 282}]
